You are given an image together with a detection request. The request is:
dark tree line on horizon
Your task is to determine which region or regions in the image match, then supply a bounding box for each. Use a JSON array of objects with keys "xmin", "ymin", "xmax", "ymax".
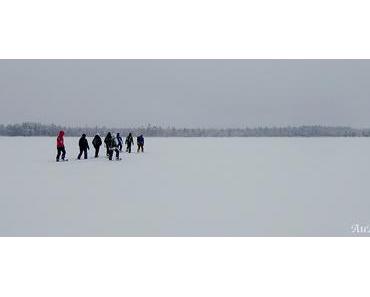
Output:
[{"xmin": 1, "ymin": 122, "xmax": 370, "ymax": 137}]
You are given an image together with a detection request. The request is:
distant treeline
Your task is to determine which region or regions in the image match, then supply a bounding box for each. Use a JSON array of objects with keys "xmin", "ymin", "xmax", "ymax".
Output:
[{"xmin": 1, "ymin": 122, "xmax": 370, "ymax": 137}]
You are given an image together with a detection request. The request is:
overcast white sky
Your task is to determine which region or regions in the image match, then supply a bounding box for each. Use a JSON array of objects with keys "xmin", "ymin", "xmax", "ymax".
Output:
[{"xmin": 0, "ymin": 60, "xmax": 369, "ymax": 128}]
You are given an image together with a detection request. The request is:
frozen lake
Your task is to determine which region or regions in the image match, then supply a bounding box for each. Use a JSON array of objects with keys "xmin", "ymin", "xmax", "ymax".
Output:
[{"xmin": 0, "ymin": 136, "xmax": 369, "ymax": 236}]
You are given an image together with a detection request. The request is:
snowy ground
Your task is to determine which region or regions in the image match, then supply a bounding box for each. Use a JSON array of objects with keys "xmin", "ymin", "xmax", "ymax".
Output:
[{"xmin": 0, "ymin": 136, "xmax": 370, "ymax": 236}]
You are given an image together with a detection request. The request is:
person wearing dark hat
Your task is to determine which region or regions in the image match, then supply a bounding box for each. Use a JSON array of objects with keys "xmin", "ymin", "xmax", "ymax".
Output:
[
  {"xmin": 106, "ymin": 133, "xmax": 121, "ymax": 161},
  {"xmin": 125, "ymin": 132, "xmax": 134, "ymax": 153},
  {"xmin": 92, "ymin": 134, "xmax": 102, "ymax": 158},
  {"xmin": 77, "ymin": 134, "xmax": 90, "ymax": 160},
  {"xmin": 137, "ymin": 134, "xmax": 144, "ymax": 153},
  {"xmin": 104, "ymin": 132, "xmax": 112, "ymax": 157}
]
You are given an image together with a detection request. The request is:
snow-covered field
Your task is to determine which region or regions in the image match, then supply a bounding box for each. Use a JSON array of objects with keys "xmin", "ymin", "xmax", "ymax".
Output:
[{"xmin": 0, "ymin": 136, "xmax": 369, "ymax": 236}]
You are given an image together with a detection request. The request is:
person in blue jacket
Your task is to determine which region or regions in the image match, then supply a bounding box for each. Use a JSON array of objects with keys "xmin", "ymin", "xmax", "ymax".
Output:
[{"xmin": 137, "ymin": 134, "xmax": 144, "ymax": 153}]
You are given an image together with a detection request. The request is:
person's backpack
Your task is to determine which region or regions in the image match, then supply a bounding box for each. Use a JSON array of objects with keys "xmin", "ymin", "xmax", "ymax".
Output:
[{"xmin": 93, "ymin": 137, "xmax": 101, "ymax": 147}]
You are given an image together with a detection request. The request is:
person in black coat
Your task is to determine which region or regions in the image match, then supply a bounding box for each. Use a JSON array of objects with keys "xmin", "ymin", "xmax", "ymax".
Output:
[
  {"xmin": 77, "ymin": 134, "xmax": 90, "ymax": 160},
  {"xmin": 92, "ymin": 134, "xmax": 102, "ymax": 158},
  {"xmin": 125, "ymin": 133, "xmax": 134, "ymax": 153},
  {"xmin": 104, "ymin": 132, "xmax": 112, "ymax": 157}
]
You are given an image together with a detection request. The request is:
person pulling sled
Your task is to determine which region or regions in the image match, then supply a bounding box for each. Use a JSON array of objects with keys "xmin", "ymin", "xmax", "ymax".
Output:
[{"xmin": 56, "ymin": 130, "xmax": 67, "ymax": 162}]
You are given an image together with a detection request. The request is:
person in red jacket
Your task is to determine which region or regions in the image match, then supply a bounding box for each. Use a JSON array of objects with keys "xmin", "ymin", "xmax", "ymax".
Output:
[{"xmin": 56, "ymin": 130, "xmax": 67, "ymax": 162}]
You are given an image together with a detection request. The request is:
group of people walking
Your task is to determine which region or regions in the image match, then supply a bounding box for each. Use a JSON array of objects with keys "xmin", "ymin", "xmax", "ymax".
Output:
[{"xmin": 56, "ymin": 131, "xmax": 145, "ymax": 162}]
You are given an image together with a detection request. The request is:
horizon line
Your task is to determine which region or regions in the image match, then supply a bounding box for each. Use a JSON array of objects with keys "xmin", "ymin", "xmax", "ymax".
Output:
[{"xmin": 1, "ymin": 122, "xmax": 369, "ymax": 130}]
